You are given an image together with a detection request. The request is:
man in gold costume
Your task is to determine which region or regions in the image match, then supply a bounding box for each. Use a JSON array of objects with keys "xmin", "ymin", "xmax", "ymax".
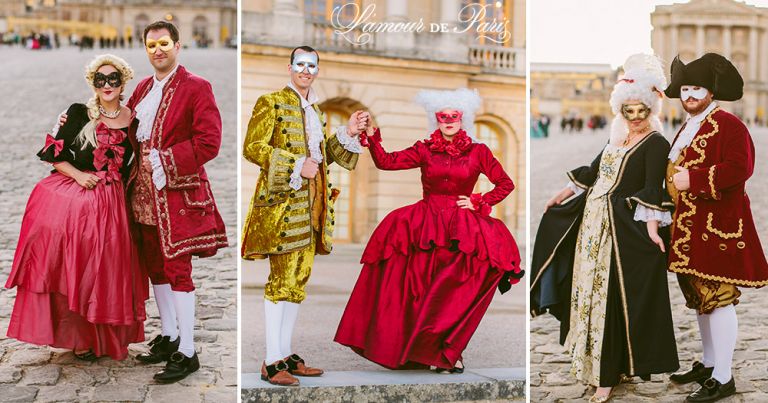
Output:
[{"xmin": 242, "ymin": 45, "xmax": 368, "ymax": 386}]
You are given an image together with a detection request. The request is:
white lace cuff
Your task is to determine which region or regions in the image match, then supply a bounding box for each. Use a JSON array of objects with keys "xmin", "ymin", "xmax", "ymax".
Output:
[
  {"xmin": 634, "ymin": 205, "xmax": 673, "ymax": 227},
  {"xmin": 149, "ymin": 148, "xmax": 167, "ymax": 190},
  {"xmin": 566, "ymin": 181, "xmax": 585, "ymax": 196},
  {"xmin": 335, "ymin": 126, "xmax": 364, "ymax": 154},
  {"xmin": 289, "ymin": 156, "xmax": 306, "ymax": 191}
]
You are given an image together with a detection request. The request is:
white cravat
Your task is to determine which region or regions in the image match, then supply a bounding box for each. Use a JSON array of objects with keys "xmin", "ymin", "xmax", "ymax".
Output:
[
  {"xmin": 669, "ymin": 101, "xmax": 718, "ymax": 161},
  {"xmin": 135, "ymin": 64, "xmax": 180, "ymax": 190}
]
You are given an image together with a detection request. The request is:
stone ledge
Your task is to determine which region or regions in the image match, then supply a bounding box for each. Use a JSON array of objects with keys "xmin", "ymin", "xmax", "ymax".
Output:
[{"xmin": 241, "ymin": 368, "xmax": 526, "ymax": 402}]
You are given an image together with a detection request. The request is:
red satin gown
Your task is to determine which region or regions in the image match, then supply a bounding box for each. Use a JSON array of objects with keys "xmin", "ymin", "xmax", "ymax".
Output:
[
  {"xmin": 6, "ymin": 105, "xmax": 147, "ymax": 360},
  {"xmin": 334, "ymin": 129, "xmax": 523, "ymax": 369}
]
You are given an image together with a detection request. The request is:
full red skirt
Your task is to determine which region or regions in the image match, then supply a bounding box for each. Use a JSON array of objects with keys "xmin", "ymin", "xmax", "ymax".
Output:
[
  {"xmin": 334, "ymin": 195, "xmax": 521, "ymax": 369},
  {"xmin": 5, "ymin": 172, "xmax": 148, "ymax": 360}
]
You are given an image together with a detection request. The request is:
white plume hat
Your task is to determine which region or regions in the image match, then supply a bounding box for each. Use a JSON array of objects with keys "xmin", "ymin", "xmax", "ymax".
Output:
[{"xmin": 413, "ymin": 88, "xmax": 482, "ymax": 139}]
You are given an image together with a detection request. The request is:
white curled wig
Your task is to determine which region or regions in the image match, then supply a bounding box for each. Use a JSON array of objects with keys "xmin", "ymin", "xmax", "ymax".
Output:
[
  {"xmin": 608, "ymin": 54, "xmax": 666, "ymax": 146},
  {"xmin": 413, "ymin": 88, "xmax": 483, "ymax": 140}
]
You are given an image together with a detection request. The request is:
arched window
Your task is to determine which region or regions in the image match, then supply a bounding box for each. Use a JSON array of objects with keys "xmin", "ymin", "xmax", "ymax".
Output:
[
  {"xmin": 474, "ymin": 121, "xmax": 505, "ymax": 219},
  {"xmin": 134, "ymin": 13, "xmax": 149, "ymax": 43},
  {"xmin": 193, "ymin": 15, "xmax": 209, "ymax": 47},
  {"xmin": 322, "ymin": 108, "xmax": 355, "ymax": 242}
]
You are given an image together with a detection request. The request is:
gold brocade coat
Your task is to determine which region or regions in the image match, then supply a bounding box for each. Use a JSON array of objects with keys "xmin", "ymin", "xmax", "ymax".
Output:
[{"xmin": 241, "ymin": 86, "xmax": 359, "ymax": 260}]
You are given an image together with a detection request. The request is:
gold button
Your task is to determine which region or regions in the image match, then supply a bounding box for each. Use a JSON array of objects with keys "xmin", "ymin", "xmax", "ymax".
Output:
[
  {"xmin": 737, "ymin": 241, "xmax": 746, "ymax": 249},
  {"xmin": 719, "ymin": 243, "xmax": 727, "ymax": 251},
  {"xmin": 159, "ymin": 197, "xmax": 165, "ymax": 203},
  {"xmin": 702, "ymin": 233, "xmax": 709, "ymax": 241},
  {"xmin": 179, "ymin": 209, "xmax": 186, "ymax": 215},
  {"xmin": 682, "ymin": 244, "xmax": 690, "ymax": 252},
  {"xmin": 690, "ymin": 195, "xmax": 697, "ymax": 200},
  {"xmin": 685, "ymin": 220, "xmax": 693, "ymax": 227}
]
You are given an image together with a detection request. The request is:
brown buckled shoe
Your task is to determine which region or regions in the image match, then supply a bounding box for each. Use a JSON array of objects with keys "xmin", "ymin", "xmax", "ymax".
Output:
[
  {"xmin": 261, "ymin": 360, "xmax": 300, "ymax": 386},
  {"xmin": 285, "ymin": 354, "xmax": 324, "ymax": 377}
]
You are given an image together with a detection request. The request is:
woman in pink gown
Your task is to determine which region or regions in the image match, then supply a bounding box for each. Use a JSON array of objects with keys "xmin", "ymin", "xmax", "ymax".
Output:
[{"xmin": 335, "ymin": 88, "xmax": 523, "ymax": 371}]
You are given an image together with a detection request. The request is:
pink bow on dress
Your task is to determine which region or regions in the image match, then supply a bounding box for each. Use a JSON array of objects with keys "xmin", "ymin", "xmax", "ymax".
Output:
[{"xmin": 43, "ymin": 134, "xmax": 64, "ymax": 157}]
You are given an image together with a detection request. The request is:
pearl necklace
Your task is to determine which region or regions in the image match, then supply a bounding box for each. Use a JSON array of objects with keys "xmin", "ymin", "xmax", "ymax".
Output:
[{"xmin": 99, "ymin": 105, "xmax": 121, "ymax": 119}]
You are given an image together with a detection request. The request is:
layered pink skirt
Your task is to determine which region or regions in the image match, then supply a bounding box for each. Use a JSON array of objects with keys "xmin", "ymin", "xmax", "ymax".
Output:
[
  {"xmin": 334, "ymin": 194, "xmax": 522, "ymax": 369},
  {"xmin": 5, "ymin": 172, "xmax": 148, "ymax": 360}
]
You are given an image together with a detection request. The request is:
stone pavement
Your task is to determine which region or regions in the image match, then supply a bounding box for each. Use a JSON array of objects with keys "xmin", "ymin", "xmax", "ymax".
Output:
[
  {"xmin": 530, "ymin": 125, "xmax": 768, "ymax": 402},
  {"xmin": 0, "ymin": 48, "xmax": 238, "ymax": 402},
  {"xmin": 241, "ymin": 241, "xmax": 527, "ymax": 400}
]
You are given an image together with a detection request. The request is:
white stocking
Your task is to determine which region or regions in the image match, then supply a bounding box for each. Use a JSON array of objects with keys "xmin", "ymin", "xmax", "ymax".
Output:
[
  {"xmin": 264, "ymin": 299, "xmax": 285, "ymax": 364},
  {"xmin": 153, "ymin": 284, "xmax": 178, "ymax": 340},
  {"xmin": 280, "ymin": 302, "xmax": 300, "ymax": 358},
  {"xmin": 172, "ymin": 290, "xmax": 196, "ymax": 358},
  {"xmin": 709, "ymin": 304, "xmax": 738, "ymax": 383},
  {"xmin": 697, "ymin": 313, "xmax": 714, "ymax": 368}
]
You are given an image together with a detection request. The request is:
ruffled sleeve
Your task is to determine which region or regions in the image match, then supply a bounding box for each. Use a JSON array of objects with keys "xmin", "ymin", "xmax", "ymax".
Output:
[
  {"xmin": 37, "ymin": 103, "xmax": 88, "ymax": 164},
  {"xmin": 624, "ymin": 134, "xmax": 673, "ymax": 215}
]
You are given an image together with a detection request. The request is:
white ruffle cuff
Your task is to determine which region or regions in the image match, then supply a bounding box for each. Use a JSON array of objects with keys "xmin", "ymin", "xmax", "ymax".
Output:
[
  {"xmin": 149, "ymin": 148, "xmax": 167, "ymax": 190},
  {"xmin": 633, "ymin": 205, "xmax": 672, "ymax": 227},
  {"xmin": 289, "ymin": 156, "xmax": 307, "ymax": 191},
  {"xmin": 335, "ymin": 126, "xmax": 364, "ymax": 154},
  {"xmin": 566, "ymin": 181, "xmax": 586, "ymax": 196}
]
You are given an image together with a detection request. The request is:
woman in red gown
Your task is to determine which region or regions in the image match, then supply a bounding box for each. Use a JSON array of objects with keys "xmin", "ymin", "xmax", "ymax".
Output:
[
  {"xmin": 334, "ymin": 88, "xmax": 523, "ymax": 371},
  {"xmin": 5, "ymin": 54, "xmax": 148, "ymax": 361}
]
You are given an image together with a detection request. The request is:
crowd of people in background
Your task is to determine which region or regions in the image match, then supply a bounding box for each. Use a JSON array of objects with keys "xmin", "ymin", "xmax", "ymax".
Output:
[{"xmin": 0, "ymin": 30, "xmax": 231, "ymax": 49}]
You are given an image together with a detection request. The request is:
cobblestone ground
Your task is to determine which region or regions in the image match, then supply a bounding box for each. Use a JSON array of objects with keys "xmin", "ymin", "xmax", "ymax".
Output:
[
  {"xmin": 0, "ymin": 47, "xmax": 237, "ymax": 402},
  {"xmin": 530, "ymin": 124, "xmax": 768, "ymax": 402}
]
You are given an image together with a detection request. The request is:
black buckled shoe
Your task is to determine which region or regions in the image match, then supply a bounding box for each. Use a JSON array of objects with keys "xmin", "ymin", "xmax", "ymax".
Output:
[
  {"xmin": 685, "ymin": 377, "xmax": 736, "ymax": 402},
  {"xmin": 670, "ymin": 361, "xmax": 714, "ymax": 385},
  {"xmin": 153, "ymin": 351, "xmax": 200, "ymax": 383},
  {"xmin": 136, "ymin": 335, "xmax": 180, "ymax": 364}
]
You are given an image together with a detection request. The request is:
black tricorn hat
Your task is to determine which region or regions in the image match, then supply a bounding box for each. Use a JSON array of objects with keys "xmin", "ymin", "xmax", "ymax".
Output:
[{"xmin": 664, "ymin": 53, "xmax": 744, "ymax": 101}]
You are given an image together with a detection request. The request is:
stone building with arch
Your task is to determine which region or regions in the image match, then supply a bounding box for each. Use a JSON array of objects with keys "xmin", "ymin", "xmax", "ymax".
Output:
[
  {"xmin": 4, "ymin": 0, "xmax": 236, "ymax": 47},
  {"xmin": 242, "ymin": 0, "xmax": 526, "ymax": 243},
  {"xmin": 652, "ymin": 0, "xmax": 768, "ymax": 123}
]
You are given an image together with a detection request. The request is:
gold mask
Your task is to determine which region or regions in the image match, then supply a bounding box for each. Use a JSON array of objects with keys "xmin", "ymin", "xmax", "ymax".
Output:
[
  {"xmin": 145, "ymin": 35, "xmax": 175, "ymax": 54},
  {"xmin": 621, "ymin": 103, "xmax": 651, "ymax": 122}
]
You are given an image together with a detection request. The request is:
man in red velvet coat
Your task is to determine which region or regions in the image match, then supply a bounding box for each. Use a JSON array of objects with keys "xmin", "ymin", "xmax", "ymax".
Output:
[
  {"xmin": 126, "ymin": 21, "xmax": 228, "ymax": 383},
  {"xmin": 664, "ymin": 53, "xmax": 768, "ymax": 402}
]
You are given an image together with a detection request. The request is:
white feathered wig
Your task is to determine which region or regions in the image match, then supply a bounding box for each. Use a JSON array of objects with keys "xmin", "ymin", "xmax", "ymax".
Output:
[
  {"xmin": 608, "ymin": 54, "xmax": 666, "ymax": 146},
  {"xmin": 413, "ymin": 88, "xmax": 482, "ymax": 140}
]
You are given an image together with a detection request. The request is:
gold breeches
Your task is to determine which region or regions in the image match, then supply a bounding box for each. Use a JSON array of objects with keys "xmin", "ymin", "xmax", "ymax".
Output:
[
  {"xmin": 677, "ymin": 273, "xmax": 741, "ymax": 314},
  {"xmin": 265, "ymin": 233, "xmax": 317, "ymax": 303}
]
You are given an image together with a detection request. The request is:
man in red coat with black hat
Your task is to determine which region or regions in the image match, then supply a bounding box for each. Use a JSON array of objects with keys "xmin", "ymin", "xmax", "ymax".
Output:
[
  {"xmin": 126, "ymin": 20, "xmax": 228, "ymax": 382},
  {"xmin": 665, "ymin": 53, "xmax": 768, "ymax": 402}
]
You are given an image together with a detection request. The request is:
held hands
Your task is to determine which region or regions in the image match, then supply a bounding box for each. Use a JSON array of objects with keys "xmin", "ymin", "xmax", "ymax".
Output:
[
  {"xmin": 75, "ymin": 171, "xmax": 100, "ymax": 190},
  {"xmin": 647, "ymin": 220, "xmax": 666, "ymax": 253},
  {"xmin": 673, "ymin": 166, "xmax": 690, "ymax": 191},
  {"xmin": 346, "ymin": 110, "xmax": 370, "ymax": 137},
  {"xmin": 300, "ymin": 158, "xmax": 320, "ymax": 179},
  {"xmin": 457, "ymin": 195, "xmax": 475, "ymax": 210}
]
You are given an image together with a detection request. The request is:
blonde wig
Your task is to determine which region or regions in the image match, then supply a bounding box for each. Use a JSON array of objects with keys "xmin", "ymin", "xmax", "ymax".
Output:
[{"xmin": 77, "ymin": 54, "xmax": 134, "ymax": 149}]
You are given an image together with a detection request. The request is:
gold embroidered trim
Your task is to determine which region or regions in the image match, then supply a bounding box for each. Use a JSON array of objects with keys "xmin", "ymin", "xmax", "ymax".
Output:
[
  {"xmin": 683, "ymin": 107, "xmax": 720, "ymax": 169},
  {"xmin": 266, "ymin": 148, "xmax": 295, "ymax": 194},
  {"xmin": 706, "ymin": 213, "xmax": 743, "ymax": 239},
  {"xmin": 288, "ymin": 200, "xmax": 310, "ymax": 211},
  {"xmin": 279, "ymin": 115, "xmax": 302, "ymax": 124},
  {"xmin": 276, "ymin": 103, "xmax": 301, "ymax": 112},
  {"xmin": 670, "ymin": 192, "xmax": 695, "ymax": 271},
  {"xmin": 530, "ymin": 218, "xmax": 579, "ymax": 290},
  {"xmin": 566, "ymin": 171, "xmax": 588, "ymax": 189},
  {"xmin": 279, "ymin": 237, "xmax": 311, "ymax": 251},
  {"xmin": 285, "ymin": 213, "xmax": 310, "ymax": 224},
  {"xmin": 182, "ymin": 182, "xmax": 214, "ymax": 207},
  {"xmin": 282, "ymin": 127, "xmax": 304, "ymax": 135},
  {"xmin": 282, "ymin": 226, "xmax": 311, "ymax": 237},
  {"xmin": 668, "ymin": 266, "xmax": 768, "ymax": 287},
  {"xmin": 626, "ymin": 197, "xmax": 666, "ymax": 212},
  {"xmin": 326, "ymin": 134, "xmax": 359, "ymax": 171},
  {"xmin": 708, "ymin": 166, "xmax": 719, "ymax": 200}
]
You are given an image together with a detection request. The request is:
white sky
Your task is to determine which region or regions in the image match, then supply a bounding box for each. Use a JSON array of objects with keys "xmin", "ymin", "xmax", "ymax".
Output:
[{"xmin": 530, "ymin": 0, "xmax": 768, "ymax": 68}]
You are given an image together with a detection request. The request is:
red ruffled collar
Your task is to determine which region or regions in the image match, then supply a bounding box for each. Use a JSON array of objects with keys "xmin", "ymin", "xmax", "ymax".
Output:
[{"xmin": 424, "ymin": 129, "xmax": 472, "ymax": 157}]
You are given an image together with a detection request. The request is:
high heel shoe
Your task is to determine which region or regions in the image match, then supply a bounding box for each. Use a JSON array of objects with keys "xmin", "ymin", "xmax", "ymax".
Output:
[
  {"xmin": 589, "ymin": 387, "xmax": 613, "ymax": 403},
  {"xmin": 73, "ymin": 350, "xmax": 98, "ymax": 362}
]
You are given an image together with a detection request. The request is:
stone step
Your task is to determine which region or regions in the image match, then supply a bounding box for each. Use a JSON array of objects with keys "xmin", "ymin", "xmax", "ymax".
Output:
[{"xmin": 241, "ymin": 368, "xmax": 526, "ymax": 402}]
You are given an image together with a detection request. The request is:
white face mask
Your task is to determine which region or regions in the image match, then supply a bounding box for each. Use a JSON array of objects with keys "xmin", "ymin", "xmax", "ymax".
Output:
[{"xmin": 681, "ymin": 85, "xmax": 709, "ymax": 101}]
